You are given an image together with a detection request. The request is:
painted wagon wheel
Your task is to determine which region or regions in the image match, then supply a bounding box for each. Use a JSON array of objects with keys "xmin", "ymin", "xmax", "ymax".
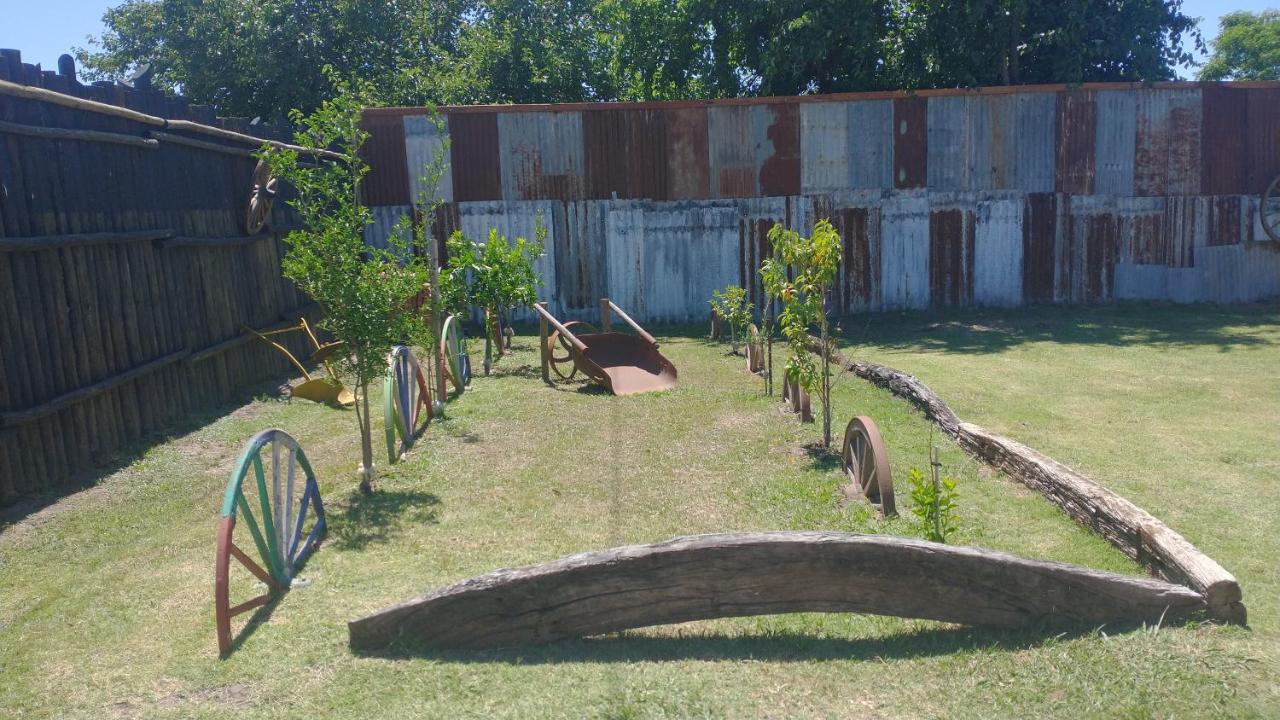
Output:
[
  {"xmin": 841, "ymin": 416, "xmax": 895, "ymax": 517},
  {"xmin": 1262, "ymin": 175, "xmax": 1280, "ymax": 243},
  {"xmin": 383, "ymin": 345, "xmax": 431, "ymax": 464},
  {"xmin": 215, "ymin": 429, "xmax": 326, "ymax": 656},
  {"xmin": 244, "ymin": 159, "xmax": 278, "ymax": 234},
  {"xmin": 440, "ymin": 314, "xmax": 471, "ymax": 394},
  {"xmin": 547, "ymin": 320, "xmax": 598, "ymax": 381}
]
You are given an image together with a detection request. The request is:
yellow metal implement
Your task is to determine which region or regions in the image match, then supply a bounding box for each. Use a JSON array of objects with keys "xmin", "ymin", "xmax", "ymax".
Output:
[{"xmin": 245, "ymin": 319, "xmax": 356, "ymax": 406}]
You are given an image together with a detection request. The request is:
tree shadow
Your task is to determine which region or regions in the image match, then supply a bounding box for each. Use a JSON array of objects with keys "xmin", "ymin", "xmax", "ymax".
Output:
[
  {"xmin": 801, "ymin": 442, "xmax": 843, "ymax": 473},
  {"xmin": 327, "ymin": 489, "xmax": 441, "ymax": 551},
  {"xmin": 487, "ymin": 363, "xmax": 541, "ymax": 379}
]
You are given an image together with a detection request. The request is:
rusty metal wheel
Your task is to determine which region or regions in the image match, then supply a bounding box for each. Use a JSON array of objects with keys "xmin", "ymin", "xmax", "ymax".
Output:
[
  {"xmin": 841, "ymin": 416, "xmax": 895, "ymax": 516},
  {"xmin": 547, "ymin": 320, "xmax": 597, "ymax": 380},
  {"xmin": 244, "ymin": 159, "xmax": 277, "ymax": 234},
  {"xmin": 1262, "ymin": 175, "xmax": 1280, "ymax": 242}
]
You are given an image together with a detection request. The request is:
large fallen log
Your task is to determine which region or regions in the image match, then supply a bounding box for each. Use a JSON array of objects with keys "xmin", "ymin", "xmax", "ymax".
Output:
[
  {"xmin": 814, "ymin": 341, "xmax": 1245, "ymax": 624},
  {"xmin": 348, "ymin": 532, "xmax": 1205, "ymax": 650}
]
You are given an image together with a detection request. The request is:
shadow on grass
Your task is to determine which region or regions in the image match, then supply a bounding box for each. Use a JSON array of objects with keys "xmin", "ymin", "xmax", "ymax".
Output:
[
  {"xmin": 352, "ymin": 621, "xmax": 1154, "ymax": 664},
  {"xmin": 800, "ymin": 442, "xmax": 843, "ymax": 473},
  {"xmin": 328, "ymin": 489, "xmax": 441, "ymax": 551}
]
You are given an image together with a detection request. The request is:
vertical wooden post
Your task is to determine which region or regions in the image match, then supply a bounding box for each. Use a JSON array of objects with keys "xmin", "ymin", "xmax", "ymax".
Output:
[
  {"xmin": 538, "ymin": 307, "xmax": 550, "ymax": 385},
  {"xmin": 599, "ymin": 298, "xmax": 612, "ymax": 332}
]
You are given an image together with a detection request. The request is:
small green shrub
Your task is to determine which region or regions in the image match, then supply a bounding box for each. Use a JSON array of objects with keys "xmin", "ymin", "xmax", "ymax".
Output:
[
  {"xmin": 708, "ymin": 285, "xmax": 753, "ymax": 352},
  {"xmin": 908, "ymin": 466, "xmax": 959, "ymax": 543}
]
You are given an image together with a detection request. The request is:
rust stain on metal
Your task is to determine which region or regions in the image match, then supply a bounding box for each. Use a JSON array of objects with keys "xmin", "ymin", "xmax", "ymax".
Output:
[
  {"xmin": 447, "ymin": 113, "xmax": 501, "ymax": 201},
  {"xmin": 664, "ymin": 107, "xmax": 710, "ymax": 199},
  {"xmin": 1134, "ymin": 90, "xmax": 1201, "ymax": 196},
  {"xmin": 718, "ymin": 167, "xmax": 756, "ymax": 198},
  {"xmin": 1208, "ymin": 196, "xmax": 1242, "ymax": 246},
  {"xmin": 892, "ymin": 97, "xmax": 927, "ymax": 188},
  {"xmin": 1129, "ymin": 211, "xmax": 1167, "ymax": 265},
  {"xmin": 1073, "ymin": 212, "xmax": 1118, "ymax": 303},
  {"xmin": 928, "ymin": 208, "xmax": 974, "ymax": 306},
  {"xmin": 583, "ymin": 109, "xmax": 668, "ymax": 200},
  {"xmin": 1200, "ymin": 87, "xmax": 1248, "ymax": 195},
  {"xmin": 1056, "ymin": 91, "xmax": 1096, "ymax": 194},
  {"xmin": 838, "ymin": 207, "xmax": 875, "ymax": 311},
  {"xmin": 1022, "ymin": 193, "xmax": 1056, "ymax": 302},
  {"xmin": 430, "ymin": 202, "xmax": 461, "ymax": 261},
  {"xmin": 759, "ymin": 103, "xmax": 800, "ymax": 197},
  {"xmin": 1245, "ymin": 88, "xmax": 1280, "ymax": 195},
  {"xmin": 739, "ymin": 217, "xmax": 776, "ymax": 311},
  {"xmin": 358, "ymin": 112, "xmax": 410, "ymax": 206}
]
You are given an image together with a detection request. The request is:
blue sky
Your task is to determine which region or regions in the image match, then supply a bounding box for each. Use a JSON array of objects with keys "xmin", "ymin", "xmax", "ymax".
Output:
[{"xmin": 0, "ymin": 0, "xmax": 1270, "ymax": 81}]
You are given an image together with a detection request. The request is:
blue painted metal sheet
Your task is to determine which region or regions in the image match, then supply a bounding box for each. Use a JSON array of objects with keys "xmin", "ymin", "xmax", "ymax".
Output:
[
  {"xmin": 1094, "ymin": 91, "xmax": 1136, "ymax": 196},
  {"xmin": 879, "ymin": 192, "xmax": 930, "ymax": 309},
  {"xmin": 973, "ymin": 197, "xmax": 1024, "ymax": 306},
  {"xmin": 403, "ymin": 114, "xmax": 453, "ymax": 204}
]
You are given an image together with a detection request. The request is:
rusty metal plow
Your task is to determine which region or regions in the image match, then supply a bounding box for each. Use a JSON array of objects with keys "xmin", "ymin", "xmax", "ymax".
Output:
[
  {"xmin": 245, "ymin": 318, "xmax": 355, "ymax": 406},
  {"xmin": 534, "ymin": 299, "xmax": 677, "ymax": 396}
]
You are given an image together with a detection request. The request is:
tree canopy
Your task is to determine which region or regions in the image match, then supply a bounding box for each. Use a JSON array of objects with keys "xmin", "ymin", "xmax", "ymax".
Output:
[
  {"xmin": 1198, "ymin": 10, "xmax": 1280, "ymax": 81},
  {"xmin": 77, "ymin": 0, "xmax": 1204, "ymax": 119}
]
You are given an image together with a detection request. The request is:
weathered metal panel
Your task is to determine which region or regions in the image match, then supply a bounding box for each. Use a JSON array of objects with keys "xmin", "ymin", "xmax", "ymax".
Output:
[
  {"xmin": 498, "ymin": 111, "xmax": 584, "ymax": 201},
  {"xmin": 927, "ymin": 96, "xmax": 972, "ymax": 191},
  {"xmin": 1207, "ymin": 195, "xmax": 1244, "ymax": 246},
  {"xmin": 1062, "ymin": 196, "xmax": 1118, "ymax": 303},
  {"xmin": 1022, "ymin": 193, "xmax": 1057, "ymax": 303},
  {"xmin": 363, "ymin": 205, "xmax": 412, "ymax": 251},
  {"xmin": 359, "ymin": 113, "xmax": 410, "ymax": 206},
  {"xmin": 1094, "ymin": 91, "xmax": 1136, "ymax": 196},
  {"xmin": 848, "ymin": 100, "xmax": 894, "ymax": 189},
  {"xmin": 560, "ymin": 200, "xmax": 609, "ymax": 316},
  {"xmin": 457, "ymin": 200, "xmax": 561, "ymax": 319},
  {"xmin": 800, "ymin": 102, "xmax": 848, "ymax": 194},
  {"xmin": 757, "ymin": 103, "xmax": 801, "ymax": 197},
  {"xmin": 1245, "ymin": 88, "xmax": 1280, "ymax": 195},
  {"xmin": 1056, "ymin": 90, "xmax": 1096, "ymax": 194},
  {"xmin": 812, "ymin": 190, "xmax": 886, "ymax": 313},
  {"xmin": 583, "ymin": 109, "xmax": 668, "ymax": 200},
  {"xmin": 929, "ymin": 206, "xmax": 975, "ymax": 305},
  {"xmin": 1200, "ymin": 87, "xmax": 1248, "ymax": 195},
  {"xmin": 708, "ymin": 105, "xmax": 757, "ymax": 198},
  {"xmin": 736, "ymin": 197, "xmax": 789, "ymax": 311},
  {"xmin": 893, "ymin": 97, "xmax": 927, "ymax": 189},
  {"xmin": 879, "ymin": 193, "xmax": 930, "ymax": 309},
  {"xmin": 1004, "ymin": 92, "xmax": 1057, "ymax": 191},
  {"xmin": 1134, "ymin": 89, "xmax": 1201, "ymax": 196},
  {"xmin": 664, "ymin": 107, "xmax": 710, "ymax": 200},
  {"xmin": 448, "ymin": 112, "xmax": 502, "ymax": 201},
  {"xmin": 973, "ymin": 198, "xmax": 1024, "ymax": 306},
  {"xmin": 404, "ymin": 114, "xmax": 453, "ymax": 204}
]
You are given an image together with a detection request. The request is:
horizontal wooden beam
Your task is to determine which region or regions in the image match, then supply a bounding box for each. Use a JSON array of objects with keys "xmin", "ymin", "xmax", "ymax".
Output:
[
  {"xmin": 0, "ymin": 119, "xmax": 159, "ymax": 150},
  {"xmin": 347, "ymin": 531, "xmax": 1206, "ymax": 650},
  {"xmin": 0, "ymin": 349, "xmax": 189, "ymax": 428},
  {"xmin": 0, "ymin": 229, "xmax": 173, "ymax": 251},
  {"xmin": 160, "ymin": 234, "xmax": 271, "ymax": 249},
  {"xmin": 148, "ymin": 129, "xmax": 255, "ymax": 157},
  {"xmin": 816, "ymin": 342, "xmax": 1246, "ymax": 625},
  {"xmin": 185, "ymin": 305, "xmax": 319, "ymax": 365}
]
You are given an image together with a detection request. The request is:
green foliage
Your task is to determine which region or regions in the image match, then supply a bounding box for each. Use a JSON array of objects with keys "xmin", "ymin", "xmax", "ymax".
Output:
[
  {"xmin": 762, "ymin": 219, "xmax": 841, "ymax": 445},
  {"xmin": 441, "ymin": 225, "xmax": 545, "ymax": 317},
  {"xmin": 259, "ymin": 75, "xmax": 430, "ymax": 488},
  {"xmin": 1199, "ymin": 11, "xmax": 1280, "ymax": 81},
  {"xmin": 708, "ymin": 285, "xmax": 753, "ymax": 350},
  {"xmin": 908, "ymin": 466, "xmax": 960, "ymax": 544}
]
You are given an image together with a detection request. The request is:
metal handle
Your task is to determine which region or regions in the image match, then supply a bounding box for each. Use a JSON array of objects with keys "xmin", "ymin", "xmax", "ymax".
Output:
[
  {"xmin": 532, "ymin": 303, "xmax": 587, "ymax": 354},
  {"xmin": 601, "ymin": 298, "xmax": 657, "ymax": 348}
]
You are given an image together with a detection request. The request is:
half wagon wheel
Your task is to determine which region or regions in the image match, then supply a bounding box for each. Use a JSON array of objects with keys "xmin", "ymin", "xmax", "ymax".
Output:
[
  {"xmin": 215, "ymin": 429, "xmax": 326, "ymax": 656},
  {"xmin": 244, "ymin": 159, "xmax": 278, "ymax": 235},
  {"xmin": 547, "ymin": 320, "xmax": 597, "ymax": 381},
  {"xmin": 440, "ymin": 314, "xmax": 471, "ymax": 394},
  {"xmin": 1262, "ymin": 175, "xmax": 1280, "ymax": 243},
  {"xmin": 383, "ymin": 345, "xmax": 431, "ymax": 465},
  {"xmin": 841, "ymin": 416, "xmax": 895, "ymax": 517}
]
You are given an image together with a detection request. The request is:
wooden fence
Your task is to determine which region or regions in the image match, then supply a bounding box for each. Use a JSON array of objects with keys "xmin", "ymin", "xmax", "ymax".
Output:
[{"xmin": 0, "ymin": 50, "xmax": 316, "ymax": 503}]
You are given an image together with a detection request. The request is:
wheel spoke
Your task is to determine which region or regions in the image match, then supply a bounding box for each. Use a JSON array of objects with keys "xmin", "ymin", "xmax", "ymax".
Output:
[{"xmin": 251, "ymin": 454, "xmax": 285, "ymax": 581}]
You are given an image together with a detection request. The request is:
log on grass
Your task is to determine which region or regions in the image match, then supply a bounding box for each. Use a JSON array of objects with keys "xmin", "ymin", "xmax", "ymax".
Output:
[{"xmin": 348, "ymin": 531, "xmax": 1205, "ymax": 650}]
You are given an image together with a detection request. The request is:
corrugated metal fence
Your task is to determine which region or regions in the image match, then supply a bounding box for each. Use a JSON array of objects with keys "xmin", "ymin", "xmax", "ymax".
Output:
[{"xmin": 363, "ymin": 83, "xmax": 1280, "ymax": 320}]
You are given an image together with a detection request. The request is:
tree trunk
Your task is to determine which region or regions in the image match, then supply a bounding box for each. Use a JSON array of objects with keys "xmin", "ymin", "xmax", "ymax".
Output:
[
  {"xmin": 819, "ymin": 314, "xmax": 832, "ymax": 447},
  {"xmin": 356, "ymin": 367, "xmax": 374, "ymax": 494}
]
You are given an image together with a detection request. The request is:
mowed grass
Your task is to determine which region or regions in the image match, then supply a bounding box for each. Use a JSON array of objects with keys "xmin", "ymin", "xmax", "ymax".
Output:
[{"xmin": 0, "ymin": 306, "xmax": 1270, "ymax": 719}]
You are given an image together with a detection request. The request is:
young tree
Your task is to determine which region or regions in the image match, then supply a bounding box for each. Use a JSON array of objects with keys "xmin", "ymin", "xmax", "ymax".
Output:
[
  {"xmin": 1199, "ymin": 11, "xmax": 1280, "ymax": 81},
  {"xmin": 260, "ymin": 78, "xmax": 431, "ymax": 494},
  {"xmin": 708, "ymin": 285, "xmax": 752, "ymax": 353},
  {"xmin": 763, "ymin": 220, "xmax": 841, "ymax": 447}
]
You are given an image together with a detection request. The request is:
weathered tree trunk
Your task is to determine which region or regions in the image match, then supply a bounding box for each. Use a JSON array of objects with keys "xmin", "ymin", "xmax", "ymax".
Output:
[{"xmin": 348, "ymin": 532, "xmax": 1205, "ymax": 651}]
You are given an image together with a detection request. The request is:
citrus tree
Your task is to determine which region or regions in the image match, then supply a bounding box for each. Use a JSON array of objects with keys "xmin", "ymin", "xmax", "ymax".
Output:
[
  {"xmin": 708, "ymin": 284, "xmax": 752, "ymax": 353},
  {"xmin": 761, "ymin": 219, "xmax": 842, "ymax": 447},
  {"xmin": 260, "ymin": 78, "xmax": 430, "ymax": 494}
]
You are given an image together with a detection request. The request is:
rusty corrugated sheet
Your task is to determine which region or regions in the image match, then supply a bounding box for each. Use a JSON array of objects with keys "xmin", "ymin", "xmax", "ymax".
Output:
[
  {"xmin": 1022, "ymin": 193, "xmax": 1057, "ymax": 302},
  {"xmin": 758, "ymin": 103, "xmax": 800, "ymax": 197},
  {"xmin": 560, "ymin": 200, "xmax": 609, "ymax": 316},
  {"xmin": 359, "ymin": 113, "xmax": 410, "ymax": 207},
  {"xmin": 498, "ymin": 111, "xmax": 584, "ymax": 201},
  {"xmin": 928, "ymin": 207, "xmax": 974, "ymax": 305},
  {"xmin": 1245, "ymin": 88, "xmax": 1280, "ymax": 195},
  {"xmin": 973, "ymin": 198, "xmax": 1023, "ymax": 306},
  {"xmin": 448, "ymin": 112, "xmax": 502, "ymax": 201},
  {"xmin": 1207, "ymin": 196, "xmax": 1243, "ymax": 246},
  {"xmin": 1062, "ymin": 197, "xmax": 1118, "ymax": 302},
  {"xmin": 880, "ymin": 193, "xmax": 930, "ymax": 308},
  {"xmin": 1057, "ymin": 90, "xmax": 1096, "ymax": 194},
  {"xmin": 583, "ymin": 109, "xmax": 668, "ymax": 200},
  {"xmin": 736, "ymin": 197, "xmax": 788, "ymax": 310},
  {"xmin": 404, "ymin": 113, "xmax": 453, "ymax": 203},
  {"xmin": 709, "ymin": 105, "xmax": 756, "ymax": 197},
  {"xmin": 1200, "ymin": 87, "xmax": 1247, "ymax": 195},
  {"xmin": 664, "ymin": 107, "xmax": 710, "ymax": 199},
  {"xmin": 1095, "ymin": 91, "xmax": 1136, "ymax": 196},
  {"xmin": 893, "ymin": 97, "xmax": 927, "ymax": 189},
  {"xmin": 1134, "ymin": 89, "xmax": 1201, "ymax": 196}
]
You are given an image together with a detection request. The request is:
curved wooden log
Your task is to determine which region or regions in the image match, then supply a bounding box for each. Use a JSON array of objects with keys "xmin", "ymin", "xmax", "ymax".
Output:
[{"xmin": 348, "ymin": 532, "xmax": 1205, "ymax": 650}]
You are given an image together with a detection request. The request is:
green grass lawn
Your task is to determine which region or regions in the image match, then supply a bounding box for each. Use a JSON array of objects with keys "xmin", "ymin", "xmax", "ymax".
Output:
[{"xmin": 0, "ymin": 303, "xmax": 1274, "ymax": 718}]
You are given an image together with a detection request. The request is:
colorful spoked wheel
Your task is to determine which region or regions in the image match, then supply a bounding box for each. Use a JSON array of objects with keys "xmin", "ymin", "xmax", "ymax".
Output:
[
  {"xmin": 440, "ymin": 314, "xmax": 471, "ymax": 394},
  {"xmin": 1262, "ymin": 175, "xmax": 1280, "ymax": 242},
  {"xmin": 841, "ymin": 416, "xmax": 895, "ymax": 517},
  {"xmin": 547, "ymin": 320, "xmax": 597, "ymax": 380},
  {"xmin": 384, "ymin": 345, "xmax": 431, "ymax": 464},
  {"xmin": 216, "ymin": 429, "xmax": 326, "ymax": 656},
  {"xmin": 244, "ymin": 159, "xmax": 277, "ymax": 234}
]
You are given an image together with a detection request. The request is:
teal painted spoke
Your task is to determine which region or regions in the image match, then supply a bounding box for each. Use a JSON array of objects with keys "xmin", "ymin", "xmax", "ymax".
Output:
[{"xmin": 252, "ymin": 454, "xmax": 286, "ymax": 581}]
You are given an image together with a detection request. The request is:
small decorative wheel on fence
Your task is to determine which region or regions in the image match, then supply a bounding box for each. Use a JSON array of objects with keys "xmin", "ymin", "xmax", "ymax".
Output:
[
  {"xmin": 440, "ymin": 314, "xmax": 472, "ymax": 394},
  {"xmin": 547, "ymin": 320, "xmax": 598, "ymax": 381},
  {"xmin": 244, "ymin": 159, "xmax": 277, "ymax": 234},
  {"xmin": 1262, "ymin": 175, "xmax": 1280, "ymax": 242},
  {"xmin": 840, "ymin": 416, "xmax": 895, "ymax": 517},
  {"xmin": 216, "ymin": 429, "xmax": 326, "ymax": 656},
  {"xmin": 384, "ymin": 346, "xmax": 431, "ymax": 464}
]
